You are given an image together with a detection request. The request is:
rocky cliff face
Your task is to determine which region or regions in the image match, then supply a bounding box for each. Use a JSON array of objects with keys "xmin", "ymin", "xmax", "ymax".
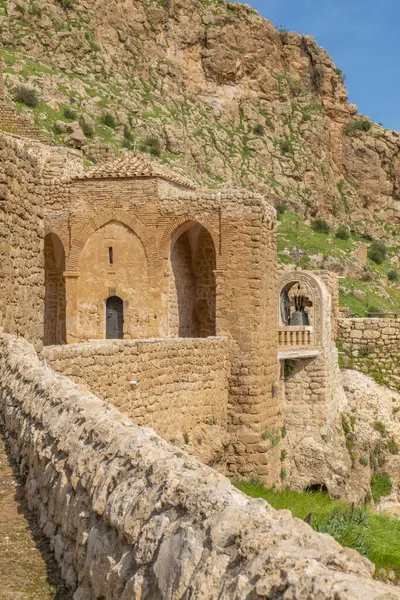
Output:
[{"xmin": 1, "ymin": 0, "xmax": 399, "ymax": 239}]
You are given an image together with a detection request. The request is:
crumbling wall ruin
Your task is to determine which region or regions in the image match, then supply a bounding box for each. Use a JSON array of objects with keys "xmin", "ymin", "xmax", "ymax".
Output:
[{"xmin": 1, "ymin": 333, "xmax": 400, "ymax": 600}]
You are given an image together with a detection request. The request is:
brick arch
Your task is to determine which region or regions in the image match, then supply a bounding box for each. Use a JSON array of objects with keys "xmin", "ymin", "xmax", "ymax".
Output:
[
  {"xmin": 158, "ymin": 216, "xmax": 220, "ymax": 266},
  {"xmin": 278, "ymin": 271, "xmax": 331, "ymax": 347},
  {"xmin": 66, "ymin": 211, "xmax": 155, "ymax": 272},
  {"xmin": 44, "ymin": 224, "xmax": 69, "ymax": 256}
]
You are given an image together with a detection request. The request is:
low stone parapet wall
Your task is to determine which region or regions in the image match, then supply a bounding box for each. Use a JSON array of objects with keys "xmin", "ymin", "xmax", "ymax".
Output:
[
  {"xmin": 42, "ymin": 337, "xmax": 229, "ymax": 442},
  {"xmin": 1, "ymin": 333, "xmax": 399, "ymax": 599},
  {"xmin": 338, "ymin": 318, "xmax": 400, "ymax": 391}
]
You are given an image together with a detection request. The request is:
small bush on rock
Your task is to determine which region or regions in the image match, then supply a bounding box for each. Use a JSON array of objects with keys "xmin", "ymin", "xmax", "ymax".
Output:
[
  {"xmin": 103, "ymin": 113, "xmax": 117, "ymax": 129},
  {"xmin": 374, "ymin": 421, "xmax": 387, "ymax": 437},
  {"xmin": 335, "ymin": 225, "xmax": 350, "ymax": 240},
  {"xmin": 368, "ymin": 242, "xmax": 387, "ymax": 265},
  {"xmin": 140, "ymin": 136, "xmax": 162, "ymax": 157},
  {"xmin": 311, "ymin": 218, "xmax": 330, "ymax": 234},
  {"xmin": 64, "ymin": 107, "xmax": 78, "ymax": 120},
  {"xmin": 56, "ymin": 0, "xmax": 74, "ymax": 7},
  {"xmin": 388, "ymin": 269, "xmax": 398, "ymax": 282},
  {"xmin": 345, "ymin": 118, "xmax": 372, "ymax": 134},
  {"xmin": 276, "ymin": 201, "xmax": 287, "ymax": 217},
  {"xmin": 253, "ymin": 123, "xmax": 265, "ymax": 136},
  {"xmin": 14, "ymin": 85, "xmax": 39, "ymax": 107},
  {"xmin": 388, "ymin": 439, "xmax": 399, "ymax": 455},
  {"xmin": 81, "ymin": 121, "xmax": 94, "ymax": 137}
]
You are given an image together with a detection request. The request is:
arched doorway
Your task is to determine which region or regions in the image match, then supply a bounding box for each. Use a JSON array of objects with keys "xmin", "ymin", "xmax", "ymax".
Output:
[
  {"xmin": 106, "ymin": 296, "xmax": 124, "ymax": 339},
  {"xmin": 44, "ymin": 233, "xmax": 66, "ymax": 345},
  {"xmin": 169, "ymin": 221, "xmax": 216, "ymax": 338}
]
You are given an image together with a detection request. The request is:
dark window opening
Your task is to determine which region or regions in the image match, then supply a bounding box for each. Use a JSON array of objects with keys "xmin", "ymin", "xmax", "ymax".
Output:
[{"xmin": 109, "ymin": 247, "xmax": 114, "ymax": 265}]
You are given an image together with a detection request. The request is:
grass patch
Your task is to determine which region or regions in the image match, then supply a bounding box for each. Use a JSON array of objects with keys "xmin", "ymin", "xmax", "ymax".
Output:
[
  {"xmin": 236, "ymin": 482, "xmax": 400, "ymax": 580},
  {"xmin": 371, "ymin": 474, "xmax": 392, "ymax": 504}
]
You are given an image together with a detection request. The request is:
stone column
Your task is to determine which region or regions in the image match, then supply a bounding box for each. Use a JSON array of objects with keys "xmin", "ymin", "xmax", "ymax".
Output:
[
  {"xmin": 217, "ymin": 193, "xmax": 280, "ymax": 485},
  {"xmin": 64, "ymin": 272, "xmax": 79, "ymax": 344}
]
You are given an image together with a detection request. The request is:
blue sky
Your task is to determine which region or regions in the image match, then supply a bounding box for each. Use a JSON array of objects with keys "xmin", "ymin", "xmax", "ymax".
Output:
[{"xmin": 241, "ymin": 0, "xmax": 400, "ymax": 131}]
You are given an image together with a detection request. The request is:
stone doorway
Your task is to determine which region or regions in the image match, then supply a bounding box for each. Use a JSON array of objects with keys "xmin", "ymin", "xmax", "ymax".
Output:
[{"xmin": 106, "ymin": 296, "xmax": 124, "ymax": 339}]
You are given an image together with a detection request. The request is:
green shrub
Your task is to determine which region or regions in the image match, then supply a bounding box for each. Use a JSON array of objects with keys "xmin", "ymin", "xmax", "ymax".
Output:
[
  {"xmin": 123, "ymin": 125, "xmax": 135, "ymax": 142},
  {"xmin": 368, "ymin": 242, "xmax": 387, "ymax": 265},
  {"xmin": 371, "ymin": 473, "xmax": 392, "ymax": 503},
  {"xmin": 81, "ymin": 121, "xmax": 94, "ymax": 137},
  {"xmin": 281, "ymin": 449, "xmax": 287, "ymax": 461},
  {"xmin": 311, "ymin": 218, "xmax": 330, "ymax": 234},
  {"xmin": 262, "ymin": 431, "xmax": 280, "ymax": 446},
  {"xmin": 388, "ymin": 269, "xmax": 398, "ymax": 282},
  {"xmin": 159, "ymin": 0, "xmax": 171, "ymax": 7},
  {"xmin": 374, "ymin": 421, "xmax": 387, "ymax": 437},
  {"xmin": 279, "ymin": 139, "xmax": 292, "ymax": 154},
  {"xmin": 281, "ymin": 426, "xmax": 287, "ymax": 438},
  {"xmin": 14, "ymin": 85, "xmax": 39, "ymax": 108},
  {"xmin": 276, "ymin": 201, "xmax": 287, "ymax": 217},
  {"xmin": 388, "ymin": 439, "xmax": 399, "ymax": 455},
  {"xmin": 367, "ymin": 251, "xmax": 383, "ymax": 265},
  {"xmin": 103, "ymin": 113, "xmax": 117, "ymax": 129},
  {"xmin": 53, "ymin": 122, "xmax": 64, "ymax": 135},
  {"xmin": 345, "ymin": 118, "xmax": 372, "ymax": 134},
  {"xmin": 280, "ymin": 467, "xmax": 287, "ymax": 480},
  {"xmin": 141, "ymin": 136, "xmax": 162, "ymax": 157},
  {"xmin": 56, "ymin": 0, "xmax": 74, "ymax": 8},
  {"xmin": 335, "ymin": 225, "xmax": 350, "ymax": 240},
  {"xmin": 359, "ymin": 456, "xmax": 369, "ymax": 466},
  {"xmin": 253, "ymin": 123, "xmax": 265, "ymax": 136},
  {"xmin": 64, "ymin": 107, "xmax": 78, "ymax": 120}
]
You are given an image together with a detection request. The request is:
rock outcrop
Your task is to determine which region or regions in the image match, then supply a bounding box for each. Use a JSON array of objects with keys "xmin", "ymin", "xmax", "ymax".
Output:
[
  {"xmin": 342, "ymin": 369, "xmax": 400, "ymax": 513},
  {"xmin": 0, "ymin": 0, "xmax": 399, "ymax": 238}
]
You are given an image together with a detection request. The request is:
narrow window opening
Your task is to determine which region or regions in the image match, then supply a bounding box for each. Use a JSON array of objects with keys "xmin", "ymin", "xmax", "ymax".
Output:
[{"xmin": 109, "ymin": 247, "xmax": 114, "ymax": 265}]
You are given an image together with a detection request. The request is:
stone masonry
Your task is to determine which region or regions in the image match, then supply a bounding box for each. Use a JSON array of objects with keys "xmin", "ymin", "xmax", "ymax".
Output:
[
  {"xmin": 1, "ymin": 333, "xmax": 400, "ymax": 600},
  {"xmin": 43, "ymin": 337, "xmax": 230, "ymax": 468},
  {"xmin": 338, "ymin": 318, "xmax": 400, "ymax": 391}
]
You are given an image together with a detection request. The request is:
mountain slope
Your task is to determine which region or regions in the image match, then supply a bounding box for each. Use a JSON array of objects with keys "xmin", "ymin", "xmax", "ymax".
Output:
[{"xmin": 0, "ymin": 0, "xmax": 399, "ymax": 243}]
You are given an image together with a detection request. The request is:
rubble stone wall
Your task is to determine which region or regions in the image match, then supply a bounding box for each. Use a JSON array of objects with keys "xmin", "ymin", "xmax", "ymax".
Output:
[
  {"xmin": 42, "ymin": 337, "xmax": 229, "ymax": 441},
  {"xmin": 0, "ymin": 132, "xmax": 44, "ymax": 344},
  {"xmin": 338, "ymin": 318, "xmax": 400, "ymax": 391},
  {"xmin": 2, "ymin": 333, "xmax": 400, "ymax": 600}
]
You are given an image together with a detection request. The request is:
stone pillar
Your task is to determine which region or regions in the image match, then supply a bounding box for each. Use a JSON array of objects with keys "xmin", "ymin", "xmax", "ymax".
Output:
[
  {"xmin": 217, "ymin": 193, "xmax": 280, "ymax": 485},
  {"xmin": 64, "ymin": 272, "xmax": 79, "ymax": 343},
  {"xmin": 0, "ymin": 48, "xmax": 4, "ymax": 103}
]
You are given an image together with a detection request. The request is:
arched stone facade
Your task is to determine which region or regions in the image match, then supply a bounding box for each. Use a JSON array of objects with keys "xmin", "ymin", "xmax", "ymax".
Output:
[{"xmin": 74, "ymin": 220, "xmax": 149, "ymax": 341}]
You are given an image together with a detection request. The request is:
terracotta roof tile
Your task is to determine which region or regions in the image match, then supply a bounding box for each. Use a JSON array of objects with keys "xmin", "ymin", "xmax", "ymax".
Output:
[{"xmin": 79, "ymin": 153, "xmax": 196, "ymax": 189}]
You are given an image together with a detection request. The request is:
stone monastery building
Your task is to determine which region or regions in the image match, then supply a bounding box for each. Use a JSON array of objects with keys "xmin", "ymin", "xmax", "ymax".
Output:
[
  {"xmin": 3, "ymin": 46, "xmax": 400, "ymax": 599},
  {"xmin": 0, "ymin": 50, "xmax": 345, "ymax": 486}
]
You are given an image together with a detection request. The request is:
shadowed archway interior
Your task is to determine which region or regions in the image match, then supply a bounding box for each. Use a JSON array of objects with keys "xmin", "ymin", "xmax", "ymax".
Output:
[
  {"xmin": 169, "ymin": 222, "xmax": 216, "ymax": 338},
  {"xmin": 44, "ymin": 233, "xmax": 66, "ymax": 346}
]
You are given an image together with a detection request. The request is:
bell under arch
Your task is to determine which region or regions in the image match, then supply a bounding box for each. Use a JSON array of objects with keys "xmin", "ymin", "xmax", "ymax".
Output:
[{"xmin": 277, "ymin": 271, "xmax": 332, "ymax": 348}]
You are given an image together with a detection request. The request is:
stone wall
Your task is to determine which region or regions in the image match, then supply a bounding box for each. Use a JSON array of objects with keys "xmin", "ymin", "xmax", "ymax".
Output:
[
  {"xmin": 338, "ymin": 318, "xmax": 400, "ymax": 391},
  {"xmin": 43, "ymin": 337, "xmax": 229, "ymax": 447},
  {"xmin": 281, "ymin": 348, "xmax": 356, "ymax": 499},
  {"xmin": 1, "ymin": 333, "xmax": 400, "ymax": 600},
  {"xmin": 0, "ymin": 132, "xmax": 44, "ymax": 344}
]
